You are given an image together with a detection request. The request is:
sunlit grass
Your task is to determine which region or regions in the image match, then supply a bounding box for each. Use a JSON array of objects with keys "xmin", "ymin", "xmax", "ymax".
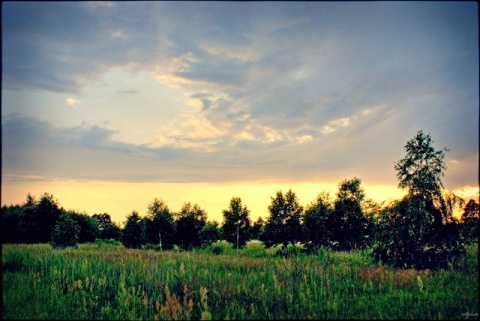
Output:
[{"xmin": 2, "ymin": 243, "xmax": 478, "ymax": 320}]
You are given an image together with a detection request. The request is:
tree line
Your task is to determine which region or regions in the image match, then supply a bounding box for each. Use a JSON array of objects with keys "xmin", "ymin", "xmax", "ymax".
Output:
[{"xmin": 2, "ymin": 131, "xmax": 478, "ymax": 270}]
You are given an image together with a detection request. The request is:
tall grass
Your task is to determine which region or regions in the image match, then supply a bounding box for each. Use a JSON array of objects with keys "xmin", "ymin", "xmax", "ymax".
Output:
[{"xmin": 3, "ymin": 242, "xmax": 478, "ymax": 320}]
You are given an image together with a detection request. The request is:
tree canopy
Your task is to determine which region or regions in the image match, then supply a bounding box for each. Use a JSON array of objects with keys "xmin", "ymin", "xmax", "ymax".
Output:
[
  {"xmin": 222, "ymin": 197, "xmax": 251, "ymax": 249},
  {"xmin": 145, "ymin": 198, "xmax": 176, "ymax": 250},
  {"xmin": 175, "ymin": 203, "xmax": 207, "ymax": 250},
  {"xmin": 261, "ymin": 189, "xmax": 303, "ymax": 248},
  {"xmin": 374, "ymin": 131, "xmax": 465, "ymax": 269}
]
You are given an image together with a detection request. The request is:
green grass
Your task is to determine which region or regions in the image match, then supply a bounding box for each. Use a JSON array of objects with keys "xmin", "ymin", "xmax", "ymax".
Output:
[{"xmin": 2, "ymin": 242, "xmax": 478, "ymax": 320}]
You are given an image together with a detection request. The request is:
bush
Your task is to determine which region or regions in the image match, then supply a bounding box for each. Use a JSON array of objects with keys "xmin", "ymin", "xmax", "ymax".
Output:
[
  {"xmin": 207, "ymin": 240, "xmax": 234, "ymax": 255},
  {"xmin": 276, "ymin": 243, "xmax": 304, "ymax": 257},
  {"xmin": 51, "ymin": 214, "xmax": 80, "ymax": 249},
  {"xmin": 242, "ymin": 240, "xmax": 267, "ymax": 258}
]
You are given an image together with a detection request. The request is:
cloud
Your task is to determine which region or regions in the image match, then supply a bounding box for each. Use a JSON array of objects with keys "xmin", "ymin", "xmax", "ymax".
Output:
[
  {"xmin": 65, "ymin": 98, "xmax": 81, "ymax": 108},
  {"xmin": 1, "ymin": 2, "xmax": 477, "ymax": 190}
]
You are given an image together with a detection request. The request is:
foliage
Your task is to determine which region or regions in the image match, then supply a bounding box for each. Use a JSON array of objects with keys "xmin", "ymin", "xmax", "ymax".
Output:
[
  {"xmin": 202, "ymin": 240, "xmax": 234, "ymax": 255},
  {"xmin": 331, "ymin": 178, "xmax": 372, "ymax": 251},
  {"xmin": 51, "ymin": 213, "xmax": 81, "ymax": 248},
  {"xmin": 302, "ymin": 192, "xmax": 334, "ymax": 252},
  {"xmin": 394, "ymin": 130, "xmax": 448, "ymax": 198},
  {"xmin": 460, "ymin": 199, "xmax": 479, "ymax": 244},
  {"xmin": 250, "ymin": 217, "xmax": 265, "ymax": 240},
  {"xmin": 175, "ymin": 203, "xmax": 207, "ymax": 250},
  {"xmin": 221, "ymin": 197, "xmax": 251, "ymax": 249},
  {"xmin": 1, "ymin": 204, "xmax": 22, "ymax": 243},
  {"xmin": 261, "ymin": 189, "xmax": 303, "ymax": 248},
  {"xmin": 145, "ymin": 198, "xmax": 176, "ymax": 250},
  {"xmin": 17, "ymin": 193, "xmax": 63, "ymax": 244},
  {"xmin": 373, "ymin": 131, "xmax": 465, "ymax": 269},
  {"xmin": 69, "ymin": 211, "xmax": 99, "ymax": 243},
  {"xmin": 373, "ymin": 195, "xmax": 465, "ymax": 270},
  {"xmin": 121, "ymin": 211, "xmax": 146, "ymax": 249},
  {"xmin": 199, "ymin": 221, "xmax": 222, "ymax": 247},
  {"xmin": 92, "ymin": 213, "xmax": 121, "ymax": 240}
]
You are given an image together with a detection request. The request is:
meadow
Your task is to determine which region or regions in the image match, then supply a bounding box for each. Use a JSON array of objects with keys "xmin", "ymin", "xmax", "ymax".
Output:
[{"xmin": 2, "ymin": 241, "xmax": 478, "ymax": 320}]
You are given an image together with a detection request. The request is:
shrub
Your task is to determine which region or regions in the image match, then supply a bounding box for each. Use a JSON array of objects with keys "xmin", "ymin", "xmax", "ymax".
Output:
[{"xmin": 51, "ymin": 214, "xmax": 80, "ymax": 249}]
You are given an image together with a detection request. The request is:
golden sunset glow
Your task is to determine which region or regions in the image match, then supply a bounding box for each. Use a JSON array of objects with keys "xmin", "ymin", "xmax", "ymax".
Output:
[{"xmin": 1, "ymin": 177, "xmax": 432, "ymax": 224}]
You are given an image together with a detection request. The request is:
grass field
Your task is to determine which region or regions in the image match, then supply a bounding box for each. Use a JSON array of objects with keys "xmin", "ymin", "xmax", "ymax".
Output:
[{"xmin": 2, "ymin": 241, "xmax": 478, "ymax": 320}]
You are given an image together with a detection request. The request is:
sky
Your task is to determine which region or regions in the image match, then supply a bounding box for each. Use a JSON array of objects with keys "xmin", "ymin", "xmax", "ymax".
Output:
[{"xmin": 2, "ymin": 1, "xmax": 478, "ymax": 225}]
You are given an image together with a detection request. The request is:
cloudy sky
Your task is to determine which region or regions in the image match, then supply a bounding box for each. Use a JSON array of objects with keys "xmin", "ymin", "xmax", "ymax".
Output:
[{"xmin": 2, "ymin": 1, "xmax": 478, "ymax": 224}]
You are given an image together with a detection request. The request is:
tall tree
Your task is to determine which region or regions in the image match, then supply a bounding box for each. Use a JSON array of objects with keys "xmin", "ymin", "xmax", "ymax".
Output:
[
  {"xmin": 175, "ymin": 203, "xmax": 207, "ymax": 250},
  {"xmin": 261, "ymin": 189, "xmax": 303, "ymax": 248},
  {"xmin": 222, "ymin": 197, "xmax": 251, "ymax": 249},
  {"xmin": 373, "ymin": 131, "xmax": 465, "ymax": 269},
  {"xmin": 36, "ymin": 193, "xmax": 63, "ymax": 243},
  {"xmin": 394, "ymin": 130, "xmax": 457, "ymax": 223},
  {"xmin": 145, "ymin": 198, "xmax": 176, "ymax": 250},
  {"xmin": 17, "ymin": 193, "xmax": 62, "ymax": 243},
  {"xmin": 331, "ymin": 178, "xmax": 371, "ymax": 250},
  {"xmin": 302, "ymin": 192, "xmax": 334, "ymax": 252},
  {"xmin": 121, "ymin": 211, "xmax": 146, "ymax": 248},
  {"xmin": 92, "ymin": 213, "xmax": 121, "ymax": 240}
]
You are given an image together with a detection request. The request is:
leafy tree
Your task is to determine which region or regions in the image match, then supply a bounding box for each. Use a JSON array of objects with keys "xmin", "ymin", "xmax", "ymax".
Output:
[
  {"xmin": 92, "ymin": 213, "xmax": 121, "ymax": 240},
  {"xmin": 330, "ymin": 178, "xmax": 372, "ymax": 251},
  {"xmin": 394, "ymin": 130, "xmax": 458, "ymax": 223},
  {"xmin": 102, "ymin": 222, "xmax": 122, "ymax": 241},
  {"xmin": 395, "ymin": 130, "xmax": 447, "ymax": 195},
  {"xmin": 175, "ymin": 203, "xmax": 207, "ymax": 250},
  {"xmin": 260, "ymin": 189, "xmax": 303, "ymax": 248},
  {"xmin": 250, "ymin": 217, "xmax": 265, "ymax": 240},
  {"xmin": 199, "ymin": 221, "xmax": 222, "ymax": 247},
  {"xmin": 92, "ymin": 213, "xmax": 112, "ymax": 232},
  {"xmin": 1, "ymin": 205, "xmax": 22, "ymax": 243},
  {"xmin": 302, "ymin": 192, "xmax": 334, "ymax": 252},
  {"xmin": 460, "ymin": 199, "xmax": 479, "ymax": 243},
  {"xmin": 145, "ymin": 198, "xmax": 176, "ymax": 250},
  {"xmin": 222, "ymin": 197, "xmax": 251, "ymax": 249},
  {"xmin": 69, "ymin": 211, "xmax": 99, "ymax": 243},
  {"xmin": 36, "ymin": 193, "xmax": 63, "ymax": 243},
  {"xmin": 121, "ymin": 211, "xmax": 146, "ymax": 248},
  {"xmin": 373, "ymin": 131, "xmax": 465, "ymax": 269},
  {"xmin": 51, "ymin": 213, "xmax": 80, "ymax": 248},
  {"xmin": 17, "ymin": 193, "xmax": 62, "ymax": 243}
]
